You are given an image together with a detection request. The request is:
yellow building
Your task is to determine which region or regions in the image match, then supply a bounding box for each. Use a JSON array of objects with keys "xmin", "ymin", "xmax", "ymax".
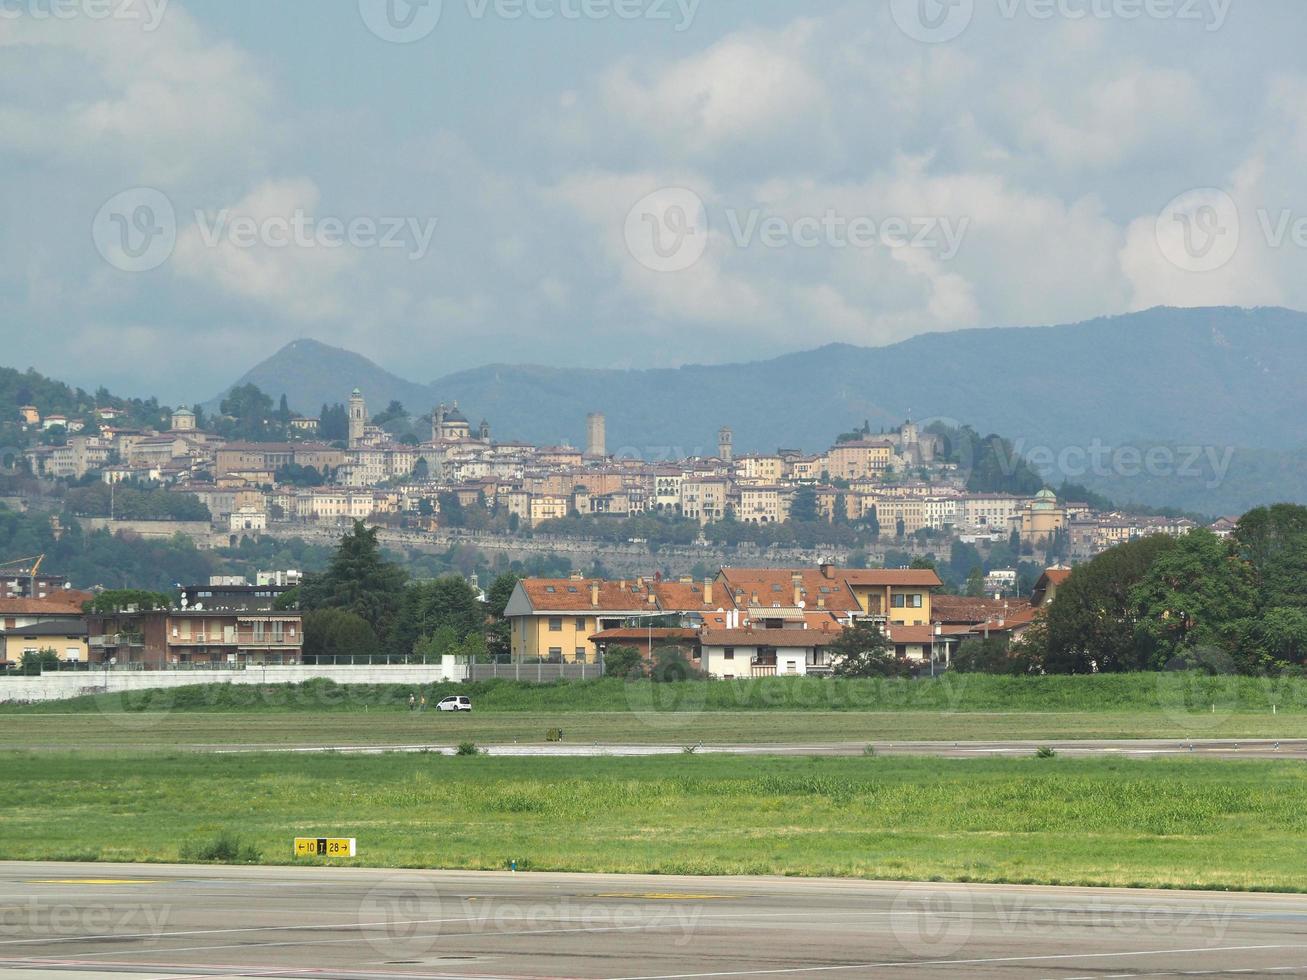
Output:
[
  {"xmin": 504, "ymin": 576, "xmax": 654, "ymax": 662},
  {"xmin": 0, "ymin": 618, "xmax": 89, "ymax": 666},
  {"xmin": 738, "ymin": 455, "xmax": 784, "ymax": 484},
  {"xmin": 839, "ymin": 568, "xmax": 942, "ymax": 626},
  {"xmin": 1017, "ymin": 488, "xmax": 1067, "ymax": 545},
  {"xmin": 823, "ymin": 440, "xmax": 894, "ymax": 481}
]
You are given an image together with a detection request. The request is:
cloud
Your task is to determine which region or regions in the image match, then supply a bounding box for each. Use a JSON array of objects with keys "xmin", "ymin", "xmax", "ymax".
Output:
[
  {"xmin": 173, "ymin": 178, "xmax": 356, "ymax": 320},
  {"xmin": 0, "ymin": 7, "xmax": 271, "ymax": 186}
]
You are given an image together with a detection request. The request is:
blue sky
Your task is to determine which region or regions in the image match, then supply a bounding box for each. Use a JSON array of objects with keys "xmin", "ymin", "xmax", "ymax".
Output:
[{"xmin": 3, "ymin": 0, "xmax": 1307, "ymax": 403}]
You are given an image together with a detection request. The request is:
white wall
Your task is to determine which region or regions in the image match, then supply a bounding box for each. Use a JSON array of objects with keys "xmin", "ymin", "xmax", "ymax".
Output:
[{"xmin": 0, "ymin": 661, "xmax": 468, "ymax": 704}]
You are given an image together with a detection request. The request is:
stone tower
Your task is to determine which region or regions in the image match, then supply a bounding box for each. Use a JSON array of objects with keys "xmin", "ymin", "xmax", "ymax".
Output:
[
  {"xmin": 718, "ymin": 426, "xmax": 734, "ymax": 463},
  {"xmin": 348, "ymin": 388, "xmax": 366, "ymax": 448},
  {"xmin": 586, "ymin": 413, "xmax": 607, "ymax": 458}
]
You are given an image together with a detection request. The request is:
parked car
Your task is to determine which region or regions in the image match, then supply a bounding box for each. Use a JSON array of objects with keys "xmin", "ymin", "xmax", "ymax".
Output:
[{"xmin": 437, "ymin": 695, "xmax": 472, "ymax": 712}]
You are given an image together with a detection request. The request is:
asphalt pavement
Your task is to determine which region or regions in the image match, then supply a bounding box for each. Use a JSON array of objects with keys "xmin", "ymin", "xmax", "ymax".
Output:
[{"xmin": 2, "ymin": 863, "xmax": 1307, "ymax": 978}]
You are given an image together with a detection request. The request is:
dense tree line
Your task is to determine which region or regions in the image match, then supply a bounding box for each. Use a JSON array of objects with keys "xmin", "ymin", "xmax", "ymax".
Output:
[
  {"xmin": 65, "ymin": 484, "xmax": 210, "ymax": 521},
  {"xmin": 288, "ymin": 520, "xmax": 520, "ymax": 662},
  {"xmin": 988, "ymin": 504, "xmax": 1307, "ymax": 675}
]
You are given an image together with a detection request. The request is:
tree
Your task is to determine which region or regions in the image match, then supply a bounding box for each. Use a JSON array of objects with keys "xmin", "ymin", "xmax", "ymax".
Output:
[
  {"xmin": 605, "ymin": 644, "xmax": 644, "ymax": 678},
  {"xmin": 438, "ymin": 492, "xmax": 466, "ymax": 528},
  {"xmin": 84, "ymin": 589, "xmax": 174, "ymax": 614},
  {"xmin": 965, "ymin": 566, "xmax": 986, "ymax": 598},
  {"xmin": 391, "ymin": 576, "xmax": 484, "ymax": 656},
  {"xmin": 952, "ymin": 637, "xmax": 1010, "ymax": 674},
  {"xmin": 829, "ymin": 620, "xmax": 906, "ymax": 677},
  {"xmin": 789, "ymin": 487, "xmax": 819, "ymax": 523},
  {"xmin": 297, "ymin": 521, "xmax": 408, "ymax": 642},
  {"xmin": 414, "ymin": 624, "xmax": 459, "ymax": 661},
  {"xmin": 833, "ymin": 494, "xmax": 848, "ymax": 524},
  {"xmin": 302, "ymin": 608, "xmax": 380, "ymax": 661},
  {"xmin": 896, "ymin": 516, "xmax": 906, "ymax": 539},
  {"xmin": 1233, "ymin": 504, "xmax": 1307, "ymax": 609},
  {"xmin": 318, "ymin": 403, "xmax": 349, "ymax": 442},
  {"xmin": 219, "ymin": 384, "xmax": 277, "ymax": 441},
  {"xmin": 862, "ymin": 505, "xmax": 881, "ymax": 538},
  {"xmin": 20, "ymin": 648, "xmax": 60, "ymax": 675},
  {"xmin": 650, "ymin": 645, "xmax": 701, "ymax": 682},
  {"xmin": 484, "ymin": 572, "xmax": 519, "ymax": 660},
  {"xmin": 1129, "ymin": 528, "xmax": 1257, "ymax": 668},
  {"xmin": 1044, "ymin": 535, "xmax": 1178, "ymax": 673}
]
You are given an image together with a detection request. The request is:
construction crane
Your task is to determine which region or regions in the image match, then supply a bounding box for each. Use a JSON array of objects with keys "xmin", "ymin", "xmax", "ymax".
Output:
[{"xmin": 0, "ymin": 555, "xmax": 45, "ymax": 598}]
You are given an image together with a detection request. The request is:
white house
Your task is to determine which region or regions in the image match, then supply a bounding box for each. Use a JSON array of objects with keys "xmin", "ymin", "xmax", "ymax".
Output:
[{"xmin": 699, "ymin": 628, "xmax": 836, "ymax": 679}]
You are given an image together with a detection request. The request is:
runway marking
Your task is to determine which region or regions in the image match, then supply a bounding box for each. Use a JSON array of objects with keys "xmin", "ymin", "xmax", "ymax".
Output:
[
  {"xmin": 595, "ymin": 893, "xmax": 731, "ymax": 900},
  {"xmin": 25, "ymin": 878, "xmax": 159, "ymax": 886},
  {"xmin": 603, "ymin": 944, "xmax": 1307, "ymax": 979}
]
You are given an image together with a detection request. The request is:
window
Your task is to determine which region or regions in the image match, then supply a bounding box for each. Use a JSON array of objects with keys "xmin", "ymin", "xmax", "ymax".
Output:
[
  {"xmin": 548, "ymin": 647, "xmax": 562, "ymax": 658},
  {"xmin": 575, "ymin": 647, "xmax": 587, "ymax": 661},
  {"xmin": 545, "ymin": 586, "xmax": 556, "ymax": 593},
  {"xmin": 548, "ymin": 617, "xmax": 562, "ymax": 631},
  {"xmin": 575, "ymin": 618, "xmax": 586, "ymax": 631},
  {"xmin": 892, "ymin": 594, "xmax": 906, "ymax": 608},
  {"xmin": 723, "ymin": 647, "xmax": 735, "ymax": 660}
]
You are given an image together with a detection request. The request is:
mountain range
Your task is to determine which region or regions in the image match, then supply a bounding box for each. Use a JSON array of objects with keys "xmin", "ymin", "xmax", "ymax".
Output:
[{"xmin": 214, "ymin": 306, "xmax": 1307, "ymax": 515}]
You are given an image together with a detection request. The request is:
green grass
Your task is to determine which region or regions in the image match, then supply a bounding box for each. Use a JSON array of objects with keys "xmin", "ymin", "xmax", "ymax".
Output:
[
  {"xmin": 7, "ymin": 672, "xmax": 1307, "ymax": 715},
  {"xmin": 2, "ymin": 751, "xmax": 1303, "ymax": 891},
  {"xmin": 1, "ymin": 673, "xmax": 1302, "ymax": 750}
]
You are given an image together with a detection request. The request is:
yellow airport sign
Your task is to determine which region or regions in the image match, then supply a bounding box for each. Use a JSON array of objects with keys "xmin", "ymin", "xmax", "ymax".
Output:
[{"xmin": 294, "ymin": 837, "xmax": 356, "ymax": 857}]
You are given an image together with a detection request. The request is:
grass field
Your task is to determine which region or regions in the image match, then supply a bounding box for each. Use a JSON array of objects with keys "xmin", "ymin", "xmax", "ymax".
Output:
[
  {"xmin": 7, "ymin": 672, "xmax": 1307, "ymax": 715},
  {"xmin": 2, "ymin": 751, "xmax": 1302, "ymax": 892},
  {"xmin": 0, "ymin": 673, "xmax": 1301, "ymax": 749}
]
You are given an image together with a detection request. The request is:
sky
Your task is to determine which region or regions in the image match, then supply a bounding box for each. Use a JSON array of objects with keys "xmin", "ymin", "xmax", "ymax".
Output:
[{"xmin": 3, "ymin": 0, "xmax": 1307, "ymax": 403}]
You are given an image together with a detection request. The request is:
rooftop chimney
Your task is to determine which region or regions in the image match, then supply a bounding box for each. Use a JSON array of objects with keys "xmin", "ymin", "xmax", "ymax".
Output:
[
  {"xmin": 590, "ymin": 581, "xmax": 600, "ymax": 608},
  {"xmin": 703, "ymin": 578, "xmax": 713, "ymax": 605},
  {"xmin": 792, "ymin": 573, "xmax": 803, "ymax": 607},
  {"xmin": 820, "ymin": 563, "xmax": 835, "ymax": 580}
]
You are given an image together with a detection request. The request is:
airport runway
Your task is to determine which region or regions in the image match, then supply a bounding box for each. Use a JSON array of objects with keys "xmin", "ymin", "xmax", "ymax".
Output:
[
  {"xmin": 216, "ymin": 738, "xmax": 1307, "ymax": 760},
  {"xmin": 2, "ymin": 863, "xmax": 1307, "ymax": 978}
]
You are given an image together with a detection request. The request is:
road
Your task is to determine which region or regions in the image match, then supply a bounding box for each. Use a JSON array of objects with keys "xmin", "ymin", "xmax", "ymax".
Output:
[
  {"xmin": 214, "ymin": 738, "xmax": 1307, "ymax": 760},
  {"xmin": 2, "ymin": 863, "xmax": 1306, "ymax": 979}
]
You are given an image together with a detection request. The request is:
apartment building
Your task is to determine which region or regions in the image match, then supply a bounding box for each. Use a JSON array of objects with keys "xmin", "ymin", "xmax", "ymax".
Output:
[{"xmin": 823, "ymin": 440, "xmax": 894, "ymax": 481}]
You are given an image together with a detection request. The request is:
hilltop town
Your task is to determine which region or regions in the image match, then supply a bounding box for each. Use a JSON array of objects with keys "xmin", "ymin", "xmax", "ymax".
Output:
[{"xmin": 12, "ymin": 386, "xmax": 1225, "ymax": 585}]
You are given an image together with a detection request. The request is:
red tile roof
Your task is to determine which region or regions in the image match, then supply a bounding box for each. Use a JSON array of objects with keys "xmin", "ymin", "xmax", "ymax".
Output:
[
  {"xmin": 650, "ymin": 580, "xmax": 735, "ymax": 613},
  {"xmin": 840, "ymin": 569, "xmax": 944, "ymax": 588},
  {"xmin": 517, "ymin": 578, "xmax": 653, "ymax": 612},
  {"xmin": 0, "ymin": 592, "xmax": 94, "ymax": 615},
  {"xmin": 701, "ymin": 629, "xmax": 835, "ymax": 648},
  {"xmin": 717, "ymin": 569, "xmax": 862, "ymax": 612},
  {"xmin": 931, "ymin": 595, "xmax": 1022, "ymax": 625}
]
